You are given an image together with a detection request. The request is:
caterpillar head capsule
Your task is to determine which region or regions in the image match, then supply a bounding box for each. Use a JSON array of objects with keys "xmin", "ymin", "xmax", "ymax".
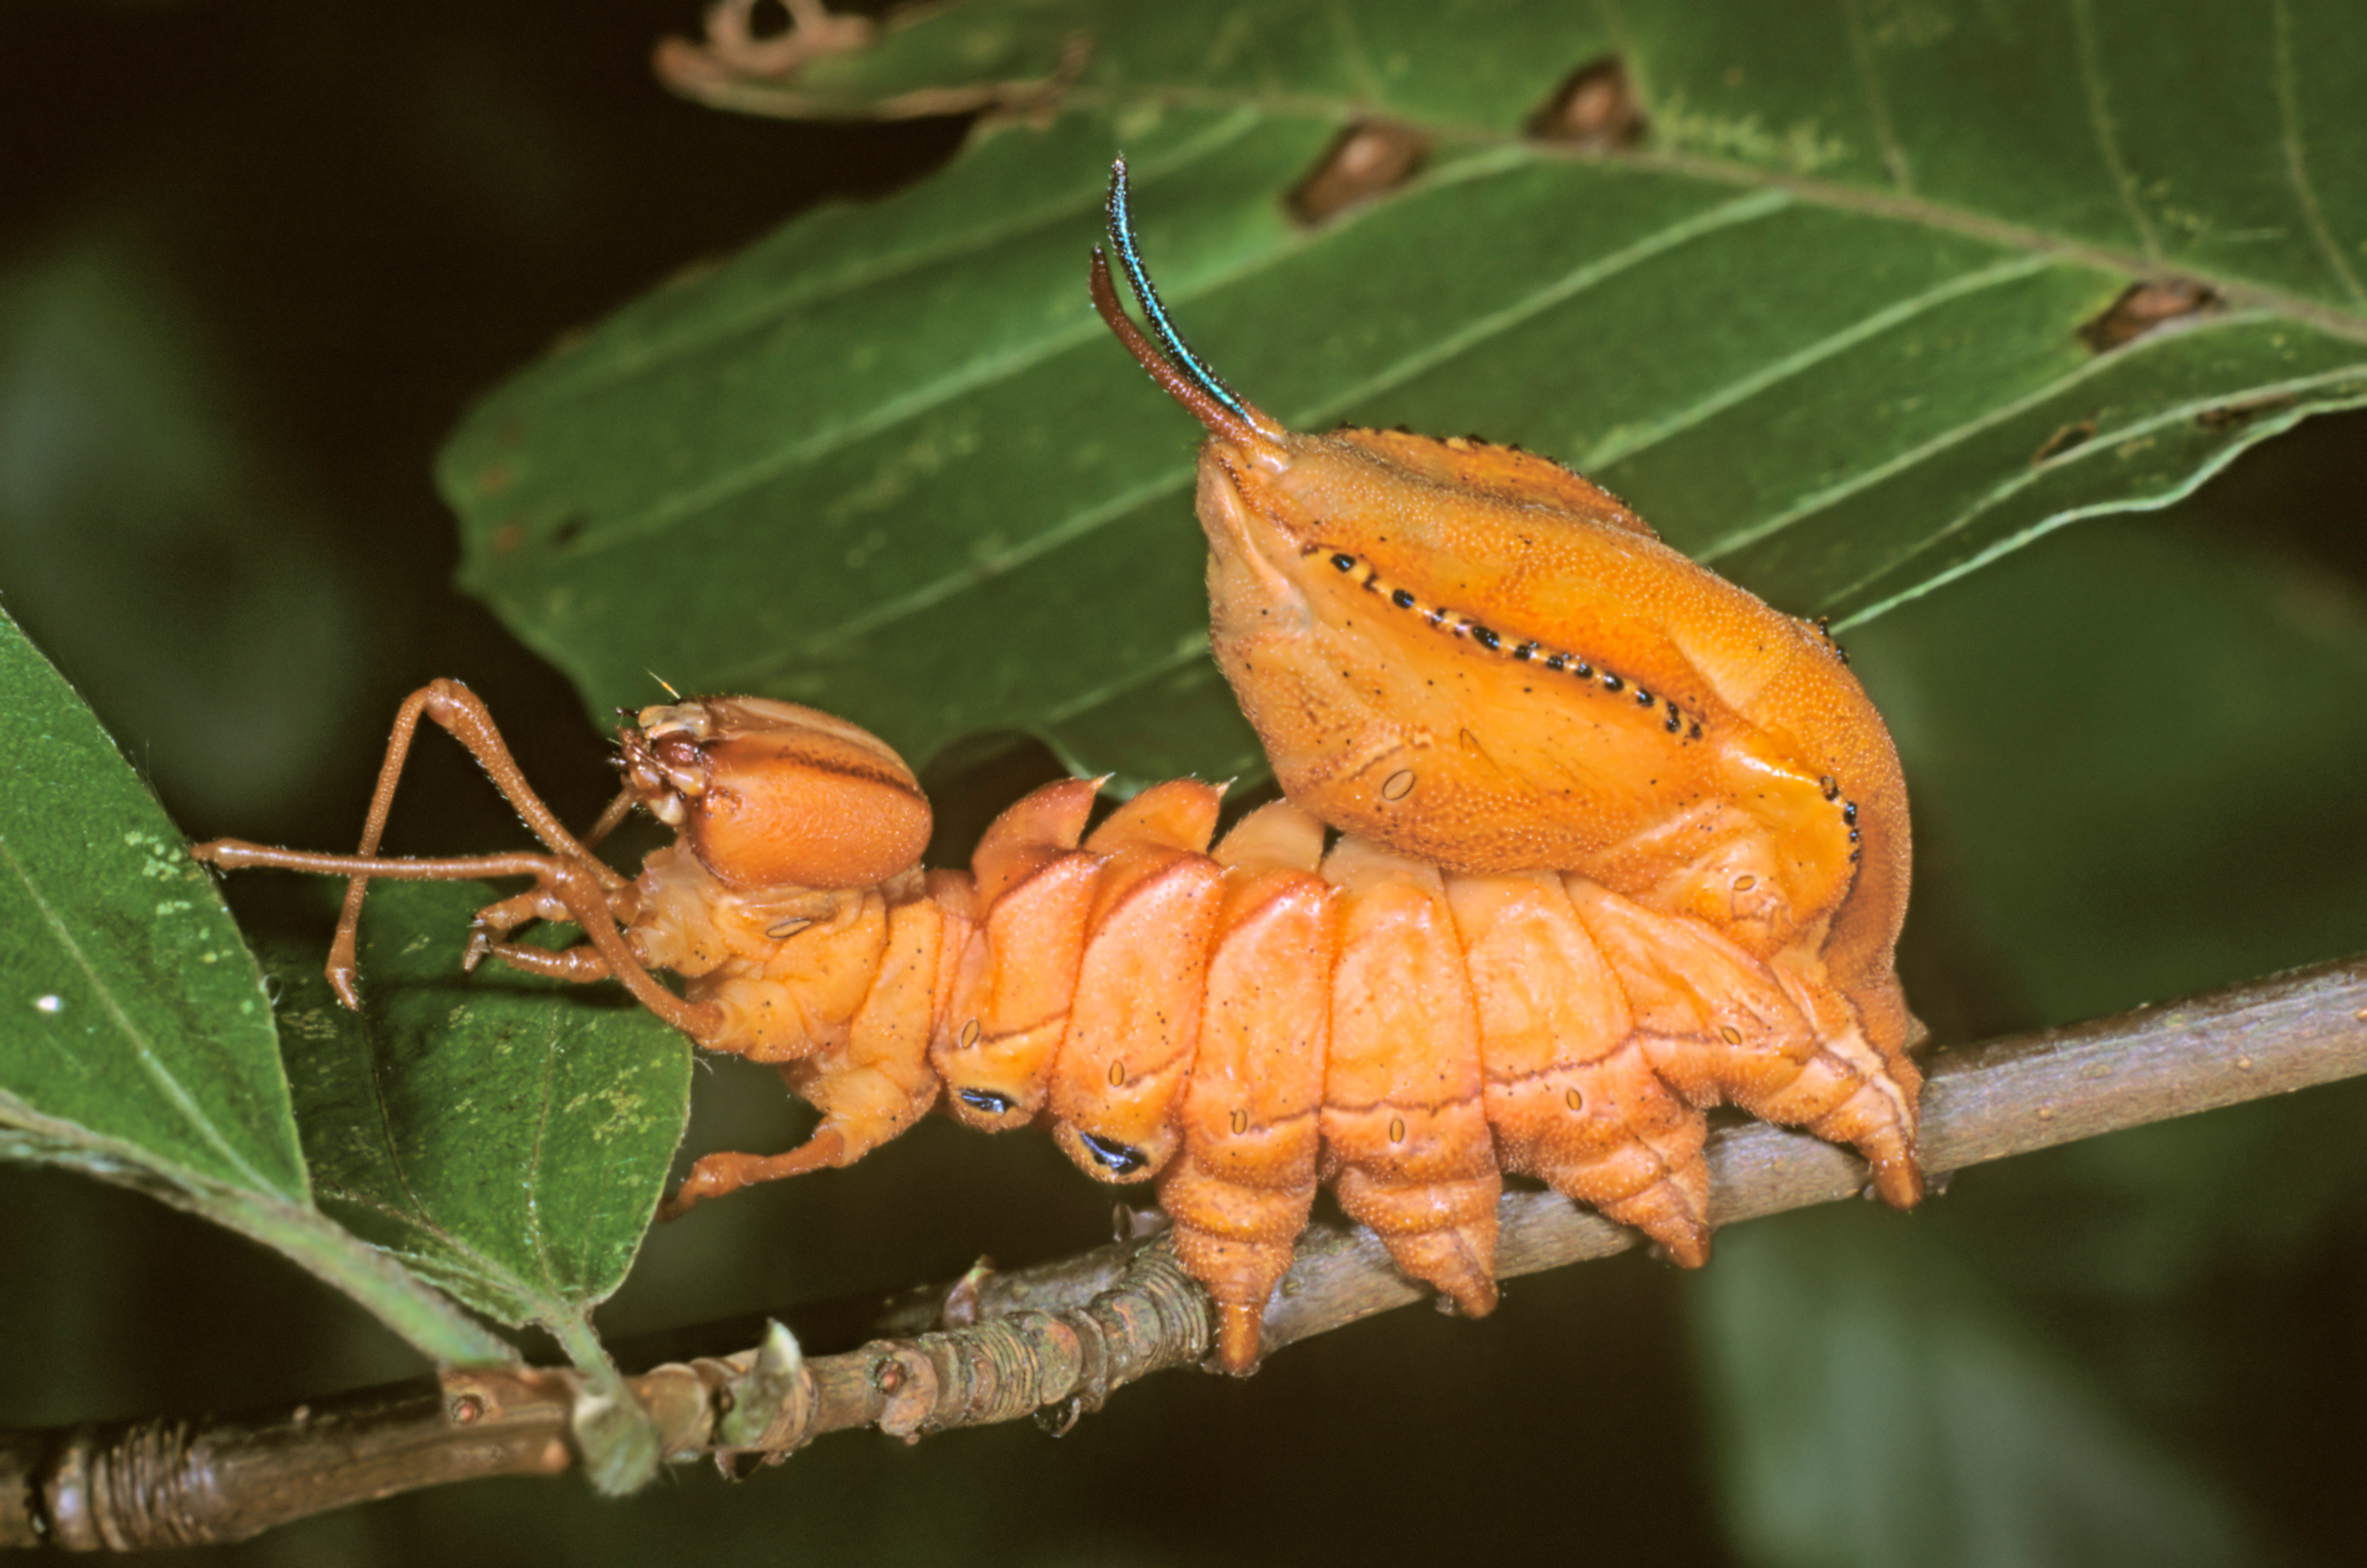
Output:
[
  {"xmin": 622, "ymin": 696, "xmax": 932, "ymax": 891},
  {"xmin": 1091, "ymin": 158, "xmax": 1914, "ymax": 1056}
]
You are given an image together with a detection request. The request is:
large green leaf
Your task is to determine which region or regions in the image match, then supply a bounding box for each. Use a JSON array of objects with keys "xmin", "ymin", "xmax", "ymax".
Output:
[
  {"xmin": 0, "ymin": 607, "xmax": 509, "ymax": 1367},
  {"xmin": 444, "ymin": 0, "xmax": 2367, "ymax": 786}
]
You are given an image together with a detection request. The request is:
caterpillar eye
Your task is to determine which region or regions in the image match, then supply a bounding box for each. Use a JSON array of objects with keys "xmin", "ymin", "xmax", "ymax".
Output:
[
  {"xmin": 1075, "ymin": 1131, "xmax": 1149, "ymax": 1176},
  {"xmin": 956, "ymin": 1088, "xmax": 1016, "ymax": 1115}
]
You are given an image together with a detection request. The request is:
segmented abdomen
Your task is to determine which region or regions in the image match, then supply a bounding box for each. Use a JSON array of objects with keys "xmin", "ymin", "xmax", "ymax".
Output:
[{"xmin": 629, "ymin": 774, "xmax": 1921, "ymax": 1372}]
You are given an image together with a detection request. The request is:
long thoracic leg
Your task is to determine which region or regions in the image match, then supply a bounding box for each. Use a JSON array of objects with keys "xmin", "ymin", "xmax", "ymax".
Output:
[
  {"xmin": 193, "ymin": 679, "xmax": 624, "ymax": 1009},
  {"xmin": 323, "ymin": 680, "xmax": 630, "ymax": 1004},
  {"xmin": 189, "ymin": 842, "xmax": 721, "ymax": 1042}
]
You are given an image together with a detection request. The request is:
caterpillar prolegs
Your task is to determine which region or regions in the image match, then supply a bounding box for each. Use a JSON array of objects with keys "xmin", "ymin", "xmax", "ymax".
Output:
[
  {"xmin": 197, "ymin": 685, "xmax": 1919, "ymax": 1374},
  {"xmin": 641, "ymin": 716, "xmax": 1919, "ymax": 1373}
]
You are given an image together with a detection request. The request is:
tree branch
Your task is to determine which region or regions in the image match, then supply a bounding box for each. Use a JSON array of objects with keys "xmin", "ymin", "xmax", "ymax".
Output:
[{"xmin": 7, "ymin": 955, "xmax": 2364, "ymax": 1551}]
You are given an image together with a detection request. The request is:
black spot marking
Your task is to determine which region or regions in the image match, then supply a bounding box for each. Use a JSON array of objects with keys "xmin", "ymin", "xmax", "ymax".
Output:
[
  {"xmin": 1842, "ymin": 801, "xmax": 1858, "ymax": 826},
  {"xmin": 1602, "ymin": 673, "xmax": 1624, "ymax": 693},
  {"xmin": 1392, "ymin": 588, "xmax": 1416, "ymax": 608},
  {"xmin": 1331, "ymin": 553, "xmax": 1356, "ymax": 572},
  {"xmin": 1514, "ymin": 642, "xmax": 1537, "ymax": 660},
  {"xmin": 1665, "ymin": 710, "xmax": 1681, "ymax": 733},
  {"xmin": 1634, "ymin": 687, "xmax": 1655, "ymax": 707},
  {"xmin": 1546, "ymin": 654, "xmax": 1567, "ymax": 672},
  {"xmin": 1077, "ymin": 1131, "xmax": 1149, "ymax": 1176},
  {"xmin": 1688, "ymin": 721, "xmax": 1702, "ymax": 740},
  {"xmin": 957, "ymin": 1088, "xmax": 1015, "ymax": 1115},
  {"xmin": 1574, "ymin": 660, "xmax": 1593, "ymax": 678},
  {"xmin": 1820, "ymin": 776, "xmax": 1839, "ymax": 800},
  {"xmin": 1472, "ymin": 626, "xmax": 1501, "ymax": 651}
]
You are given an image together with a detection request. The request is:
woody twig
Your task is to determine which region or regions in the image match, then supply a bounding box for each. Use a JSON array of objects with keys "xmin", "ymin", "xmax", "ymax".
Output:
[{"xmin": 5, "ymin": 954, "xmax": 2363, "ymax": 1551}]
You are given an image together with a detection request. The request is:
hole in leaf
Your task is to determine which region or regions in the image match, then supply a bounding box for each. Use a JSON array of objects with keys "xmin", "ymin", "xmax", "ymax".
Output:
[
  {"xmin": 1286, "ymin": 121, "xmax": 1430, "ymax": 225},
  {"xmin": 2196, "ymin": 392, "xmax": 2299, "ymax": 431},
  {"xmin": 2077, "ymin": 279, "xmax": 2219, "ymax": 353},
  {"xmin": 1525, "ymin": 58, "xmax": 1647, "ymax": 149}
]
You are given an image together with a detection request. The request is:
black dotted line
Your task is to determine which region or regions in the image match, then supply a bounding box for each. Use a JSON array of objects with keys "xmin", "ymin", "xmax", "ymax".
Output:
[
  {"xmin": 1323, "ymin": 548, "xmax": 1704, "ymax": 742},
  {"xmin": 1820, "ymin": 775, "xmax": 1863, "ymax": 863}
]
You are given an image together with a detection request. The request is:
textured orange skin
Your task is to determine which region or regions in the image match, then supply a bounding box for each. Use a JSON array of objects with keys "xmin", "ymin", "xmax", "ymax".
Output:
[
  {"xmin": 629, "ymin": 695, "xmax": 934, "ymax": 893},
  {"xmin": 1083, "ymin": 235, "xmax": 1914, "ymax": 1081},
  {"xmin": 1193, "ymin": 424, "xmax": 1916, "ymax": 1073},
  {"xmin": 608, "ymin": 702, "xmax": 1918, "ymax": 1373}
]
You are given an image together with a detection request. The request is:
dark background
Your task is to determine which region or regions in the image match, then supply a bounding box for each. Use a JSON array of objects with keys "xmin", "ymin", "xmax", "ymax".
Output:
[{"xmin": 4, "ymin": 3, "xmax": 2366, "ymax": 1563}]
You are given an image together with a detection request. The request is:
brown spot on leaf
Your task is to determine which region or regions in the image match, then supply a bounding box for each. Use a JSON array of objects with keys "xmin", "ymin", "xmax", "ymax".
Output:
[
  {"xmin": 2196, "ymin": 392, "xmax": 2298, "ymax": 431},
  {"xmin": 477, "ymin": 464, "xmax": 512, "ymax": 496},
  {"xmin": 2032, "ymin": 419, "xmax": 2097, "ymax": 464},
  {"xmin": 1287, "ymin": 121, "xmax": 1430, "ymax": 225},
  {"xmin": 1526, "ymin": 58, "xmax": 1647, "ymax": 150},
  {"xmin": 2078, "ymin": 279, "xmax": 2219, "ymax": 353},
  {"xmin": 489, "ymin": 522, "xmax": 526, "ymax": 556}
]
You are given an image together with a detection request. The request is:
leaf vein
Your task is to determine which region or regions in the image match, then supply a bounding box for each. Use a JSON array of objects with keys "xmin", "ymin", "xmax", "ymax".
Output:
[
  {"xmin": 528, "ymin": 111, "xmax": 1268, "ymax": 403},
  {"xmin": 1697, "ymin": 309, "xmax": 2295, "ymax": 562},
  {"xmin": 1290, "ymin": 187, "xmax": 1792, "ymax": 428},
  {"xmin": 0, "ymin": 833, "xmax": 282, "ymax": 1197},
  {"xmin": 2067, "ymin": 0, "xmax": 2160, "ymax": 260},
  {"xmin": 1839, "ymin": 0, "xmax": 1912, "ymax": 193},
  {"xmin": 2272, "ymin": 0, "xmax": 2367, "ymax": 308},
  {"xmin": 1834, "ymin": 363, "xmax": 2367, "ymax": 623},
  {"xmin": 1583, "ymin": 253, "xmax": 2052, "ymax": 469},
  {"xmin": 724, "ymin": 183, "xmax": 1787, "ymax": 669}
]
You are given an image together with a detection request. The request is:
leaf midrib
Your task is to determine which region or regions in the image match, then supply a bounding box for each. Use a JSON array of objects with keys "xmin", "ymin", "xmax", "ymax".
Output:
[{"xmin": 0, "ymin": 831, "xmax": 291, "ymax": 1199}]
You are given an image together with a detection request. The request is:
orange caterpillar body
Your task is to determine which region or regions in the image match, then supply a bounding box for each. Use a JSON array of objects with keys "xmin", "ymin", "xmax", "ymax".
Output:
[
  {"xmin": 194, "ymin": 162, "xmax": 1923, "ymax": 1375},
  {"xmin": 613, "ymin": 694, "xmax": 1913, "ymax": 1373},
  {"xmin": 1090, "ymin": 157, "xmax": 1918, "ymax": 1092}
]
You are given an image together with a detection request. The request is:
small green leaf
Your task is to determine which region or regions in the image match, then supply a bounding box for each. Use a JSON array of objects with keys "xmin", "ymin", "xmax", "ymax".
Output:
[
  {"xmin": 1693, "ymin": 1208, "xmax": 2261, "ymax": 1568},
  {"xmin": 0, "ymin": 607, "xmax": 509, "ymax": 1367},
  {"xmin": 261, "ymin": 881, "xmax": 692, "ymax": 1330},
  {"xmin": 447, "ymin": 0, "xmax": 2367, "ymax": 792},
  {"xmin": 260, "ymin": 880, "xmax": 692, "ymax": 1488}
]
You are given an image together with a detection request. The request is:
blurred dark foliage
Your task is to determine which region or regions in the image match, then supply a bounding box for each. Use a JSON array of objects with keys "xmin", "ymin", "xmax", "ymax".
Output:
[{"xmin": 3, "ymin": 3, "xmax": 2366, "ymax": 1564}]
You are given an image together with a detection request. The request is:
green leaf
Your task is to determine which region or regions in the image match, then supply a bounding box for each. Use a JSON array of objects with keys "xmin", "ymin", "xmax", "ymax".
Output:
[
  {"xmin": 259, "ymin": 881, "xmax": 693, "ymax": 1488},
  {"xmin": 445, "ymin": 0, "xmax": 2367, "ymax": 789},
  {"xmin": 0, "ymin": 607, "xmax": 509, "ymax": 1368},
  {"xmin": 262, "ymin": 881, "xmax": 692, "ymax": 1326},
  {"xmin": 1692, "ymin": 1208, "xmax": 2261, "ymax": 1568}
]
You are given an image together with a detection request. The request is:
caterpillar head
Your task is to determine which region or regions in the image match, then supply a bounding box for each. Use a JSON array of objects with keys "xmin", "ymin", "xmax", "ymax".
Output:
[{"xmin": 621, "ymin": 696, "xmax": 932, "ymax": 891}]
